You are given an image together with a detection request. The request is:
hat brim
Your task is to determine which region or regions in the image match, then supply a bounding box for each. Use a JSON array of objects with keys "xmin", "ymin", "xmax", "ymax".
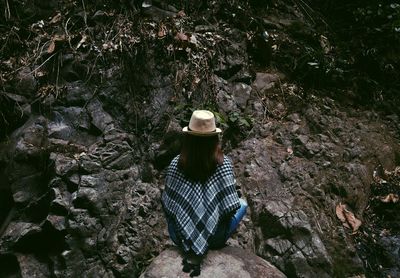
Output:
[{"xmin": 182, "ymin": 126, "xmax": 222, "ymax": 136}]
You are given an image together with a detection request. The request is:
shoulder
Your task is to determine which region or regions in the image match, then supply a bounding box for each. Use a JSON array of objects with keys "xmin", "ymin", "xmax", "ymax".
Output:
[
  {"xmin": 222, "ymin": 155, "xmax": 233, "ymax": 168},
  {"xmin": 169, "ymin": 155, "xmax": 180, "ymax": 167},
  {"xmin": 166, "ymin": 155, "xmax": 180, "ymax": 176},
  {"xmin": 217, "ymin": 155, "xmax": 234, "ymax": 174},
  {"xmin": 222, "ymin": 155, "xmax": 232, "ymax": 165}
]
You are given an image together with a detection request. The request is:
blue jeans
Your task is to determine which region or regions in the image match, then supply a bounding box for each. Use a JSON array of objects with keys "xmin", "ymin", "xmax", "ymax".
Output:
[{"xmin": 167, "ymin": 198, "xmax": 248, "ymax": 248}]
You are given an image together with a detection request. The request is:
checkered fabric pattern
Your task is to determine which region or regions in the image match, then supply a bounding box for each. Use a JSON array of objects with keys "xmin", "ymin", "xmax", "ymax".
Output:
[{"xmin": 161, "ymin": 155, "xmax": 240, "ymax": 255}]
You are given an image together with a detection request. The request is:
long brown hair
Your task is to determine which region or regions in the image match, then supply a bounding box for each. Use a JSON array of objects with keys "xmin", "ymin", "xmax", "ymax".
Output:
[{"xmin": 178, "ymin": 134, "xmax": 224, "ymax": 183}]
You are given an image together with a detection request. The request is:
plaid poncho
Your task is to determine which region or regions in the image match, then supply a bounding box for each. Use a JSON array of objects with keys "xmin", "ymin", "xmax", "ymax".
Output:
[{"xmin": 161, "ymin": 155, "xmax": 240, "ymax": 255}]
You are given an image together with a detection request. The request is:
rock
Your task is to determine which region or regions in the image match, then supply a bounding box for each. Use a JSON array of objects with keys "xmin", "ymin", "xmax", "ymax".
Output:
[
  {"xmin": 59, "ymin": 249, "xmax": 89, "ymax": 277},
  {"xmin": 229, "ymin": 68, "xmax": 254, "ymax": 84},
  {"xmin": 87, "ymin": 99, "xmax": 114, "ymax": 133},
  {"xmin": 91, "ymin": 141, "xmax": 133, "ymax": 170},
  {"xmin": 80, "ymin": 154, "xmax": 102, "ymax": 173},
  {"xmin": 12, "ymin": 191, "xmax": 31, "ymax": 204},
  {"xmin": 0, "ymin": 222, "xmax": 41, "ymax": 251},
  {"xmin": 80, "ymin": 174, "xmax": 104, "ymax": 188},
  {"xmin": 72, "ymin": 187, "xmax": 100, "ymax": 214},
  {"xmin": 231, "ymin": 82, "xmax": 252, "ymax": 110},
  {"xmin": 50, "ymin": 153, "xmax": 79, "ymax": 177},
  {"xmin": 54, "ymin": 107, "xmax": 91, "ymax": 130},
  {"xmin": 153, "ymin": 119, "xmax": 182, "ymax": 169},
  {"xmin": 232, "ymin": 137, "xmax": 336, "ymax": 277},
  {"xmin": 16, "ymin": 253, "xmax": 51, "ymax": 277},
  {"xmin": 141, "ymin": 84, "xmax": 174, "ymax": 133},
  {"xmin": 265, "ymin": 238, "xmax": 292, "ymax": 255},
  {"xmin": 214, "ymin": 40, "xmax": 247, "ymax": 79},
  {"xmin": 252, "ymin": 72, "xmax": 280, "ymax": 92},
  {"xmin": 14, "ymin": 67, "xmax": 37, "ymax": 96},
  {"xmin": 62, "ymin": 81, "xmax": 93, "ymax": 106},
  {"xmin": 48, "ymin": 138, "xmax": 87, "ymax": 154},
  {"xmin": 12, "ymin": 117, "xmax": 48, "ymax": 162},
  {"xmin": 217, "ymin": 88, "xmax": 238, "ymax": 114},
  {"xmin": 140, "ymin": 246, "xmax": 286, "ymax": 278},
  {"xmin": 10, "ymin": 173, "xmax": 46, "ymax": 205},
  {"xmin": 50, "ymin": 187, "xmax": 71, "ymax": 215},
  {"xmin": 47, "ymin": 120, "xmax": 74, "ymax": 140},
  {"xmin": 46, "ymin": 215, "xmax": 67, "ymax": 231},
  {"xmin": 295, "ymin": 134, "xmax": 309, "ymax": 146}
]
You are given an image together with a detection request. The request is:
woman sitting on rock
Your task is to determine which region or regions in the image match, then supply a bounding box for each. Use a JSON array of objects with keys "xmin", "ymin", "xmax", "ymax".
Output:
[{"xmin": 161, "ymin": 110, "xmax": 247, "ymax": 277}]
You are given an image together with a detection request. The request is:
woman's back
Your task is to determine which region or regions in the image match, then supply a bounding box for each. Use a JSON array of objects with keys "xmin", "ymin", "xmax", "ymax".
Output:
[{"xmin": 161, "ymin": 110, "xmax": 246, "ymax": 277}]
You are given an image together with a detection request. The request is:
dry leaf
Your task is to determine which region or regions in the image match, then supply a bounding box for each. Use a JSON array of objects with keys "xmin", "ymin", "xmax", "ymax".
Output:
[
  {"xmin": 336, "ymin": 203, "xmax": 362, "ymax": 232},
  {"xmin": 189, "ymin": 34, "xmax": 198, "ymax": 45},
  {"xmin": 47, "ymin": 34, "xmax": 66, "ymax": 54},
  {"xmin": 177, "ymin": 10, "xmax": 186, "ymax": 17},
  {"xmin": 76, "ymin": 34, "xmax": 87, "ymax": 49},
  {"xmin": 175, "ymin": 32, "xmax": 188, "ymax": 41},
  {"xmin": 319, "ymin": 35, "xmax": 331, "ymax": 54},
  {"xmin": 344, "ymin": 208, "xmax": 362, "ymax": 232},
  {"xmin": 380, "ymin": 193, "xmax": 399, "ymax": 203},
  {"xmin": 53, "ymin": 34, "xmax": 66, "ymax": 41},
  {"xmin": 335, "ymin": 203, "xmax": 349, "ymax": 228},
  {"xmin": 47, "ymin": 40, "xmax": 56, "ymax": 54},
  {"xmin": 158, "ymin": 25, "xmax": 167, "ymax": 38},
  {"xmin": 50, "ymin": 12, "xmax": 62, "ymax": 24}
]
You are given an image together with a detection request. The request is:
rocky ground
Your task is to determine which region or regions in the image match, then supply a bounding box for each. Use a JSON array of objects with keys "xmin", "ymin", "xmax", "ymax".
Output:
[
  {"xmin": 140, "ymin": 246, "xmax": 286, "ymax": 278},
  {"xmin": 0, "ymin": 1, "xmax": 399, "ymax": 277}
]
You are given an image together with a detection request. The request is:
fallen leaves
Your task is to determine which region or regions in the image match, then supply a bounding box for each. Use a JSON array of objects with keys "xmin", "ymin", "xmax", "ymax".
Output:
[
  {"xmin": 175, "ymin": 32, "xmax": 188, "ymax": 41},
  {"xmin": 372, "ymin": 164, "xmax": 388, "ymax": 184},
  {"xmin": 47, "ymin": 41, "xmax": 56, "ymax": 54},
  {"xmin": 158, "ymin": 24, "xmax": 167, "ymax": 38},
  {"xmin": 50, "ymin": 12, "xmax": 62, "ymax": 24},
  {"xmin": 372, "ymin": 165, "xmax": 400, "ymax": 203},
  {"xmin": 76, "ymin": 34, "xmax": 88, "ymax": 50},
  {"xmin": 176, "ymin": 10, "xmax": 186, "ymax": 18},
  {"xmin": 380, "ymin": 193, "xmax": 399, "ymax": 203},
  {"xmin": 47, "ymin": 34, "xmax": 66, "ymax": 54},
  {"xmin": 336, "ymin": 203, "xmax": 362, "ymax": 232}
]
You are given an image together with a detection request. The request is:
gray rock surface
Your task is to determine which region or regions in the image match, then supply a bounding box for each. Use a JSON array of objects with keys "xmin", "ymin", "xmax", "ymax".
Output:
[
  {"xmin": 140, "ymin": 247, "xmax": 286, "ymax": 278},
  {"xmin": 0, "ymin": 2, "xmax": 400, "ymax": 277}
]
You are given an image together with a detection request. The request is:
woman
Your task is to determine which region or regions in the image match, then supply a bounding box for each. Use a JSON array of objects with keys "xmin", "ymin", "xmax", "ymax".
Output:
[{"xmin": 161, "ymin": 110, "xmax": 247, "ymax": 277}]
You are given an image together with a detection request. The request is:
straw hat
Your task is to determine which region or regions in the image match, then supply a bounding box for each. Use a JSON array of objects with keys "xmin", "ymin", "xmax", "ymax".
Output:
[{"xmin": 182, "ymin": 110, "xmax": 222, "ymax": 136}]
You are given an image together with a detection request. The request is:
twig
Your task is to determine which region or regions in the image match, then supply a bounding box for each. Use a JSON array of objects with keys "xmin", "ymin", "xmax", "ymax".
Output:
[
  {"xmin": 14, "ymin": 99, "xmax": 24, "ymax": 118},
  {"xmin": 56, "ymin": 54, "xmax": 60, "ymax": 98},
  {"xmin": 299, "ymin": 0, "xmax": 328, "ymax": 26},
  {"xmin": 32, "ymin": 39, "xmax": 48, "ymax": 68},
  {"xmin": 64, "ymin": 17, "xmax": 74, "ymax": 50},
  {"xmin": 0, "ymin": 27, "xmax": 21, "ymax": 53},
  {"xmin": 84, "ymin": 52, "xmax": 101, "ymax": 84},
  {"xmin": 29, "ymin": 52, "xmax": 57, "ymax": 75},
  {"xmin": 0, "ymin": 110, "xmax": 8, "ymax": 125},
  {"xmin": 294, "ymin": 0, "xmax": 315, "ymax": 25},
  {"xmin": 4, "ymin": 0, "xmax": 11, "ymax": 20},
  {"xmin": 81, "ymin": 0, "xmax": 88, "ymax": 27}
]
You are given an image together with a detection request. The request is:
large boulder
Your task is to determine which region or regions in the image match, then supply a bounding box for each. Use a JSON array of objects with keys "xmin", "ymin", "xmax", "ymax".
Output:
[{"xmin": 140, "ymin": 246, "xmax": 286, "ymax": 278}]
